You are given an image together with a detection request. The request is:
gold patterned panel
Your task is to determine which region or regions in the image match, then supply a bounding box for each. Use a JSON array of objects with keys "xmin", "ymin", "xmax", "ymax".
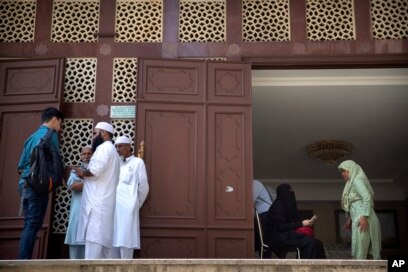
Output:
[
  {"xmin": 306, "ymin": 0, "xmax": 355, "ymax": 41},
  {"xmin": 64, "ymin": 58, "xmax": 97, "ymax": 103},
  {"xmin": 371, "ymin": 0, "xmax": 408, "ymax": 39},
  {"xmin": 0, "ymin": 0, "xmax": 36, "ymax": 42},
  {"xmin": 112, "ymin": 58, "xmax": 138, "ymax": 103},
  {"xmin": 179, "ymin": 0, "xmax": 226, "ymax": 42},
  {"xmin": 51, "ymin": 0, "xmax": 100, "ymax": 43},
  {"xmin": 242, "ymin": 0, "xmax": 290, "ymax": 42},
  {"xmin": 115, "ymin": 0, "xmax": 162, "ymax": 43}
]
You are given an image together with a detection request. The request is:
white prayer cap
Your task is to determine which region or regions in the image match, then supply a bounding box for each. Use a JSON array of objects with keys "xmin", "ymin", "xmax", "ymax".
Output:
[
  {"xmin": 95, "ymin": 122, "xmax": 114, "ymax": 134},
  {"xmin": 115, "ymin": 136, "xmax": 131, "ymax": 145}
]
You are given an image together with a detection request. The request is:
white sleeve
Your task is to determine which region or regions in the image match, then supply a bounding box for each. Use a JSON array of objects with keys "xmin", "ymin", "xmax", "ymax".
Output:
[
  {"xmin": 88, "ymin": 144, "xmax": 111, "ymax": 177},
  {"xmin": 137, "ymin": 160, "xmax": 149, "ymax": 208}
]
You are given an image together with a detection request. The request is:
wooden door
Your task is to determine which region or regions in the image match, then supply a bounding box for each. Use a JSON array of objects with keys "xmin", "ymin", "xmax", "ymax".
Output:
[
  {"xmin": 137, "ymin": 59, "xmax": 253, "ymax": 258},
  {"xmin": 0, "ymin": 58, "xmax": 65, "ymax": 259}
]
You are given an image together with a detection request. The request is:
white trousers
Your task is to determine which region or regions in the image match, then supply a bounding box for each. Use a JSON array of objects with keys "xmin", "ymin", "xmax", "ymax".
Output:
[
  {"xmin": 85, "ymin": 241, "xmax": 116, "ymax": 259},
  {"xmin": 111, "ymin": 247, "xmax": 135, "ymax": 259},
  {"xmin": 69, "ymin": 245, "xmax": 85, "ymax": 259}
]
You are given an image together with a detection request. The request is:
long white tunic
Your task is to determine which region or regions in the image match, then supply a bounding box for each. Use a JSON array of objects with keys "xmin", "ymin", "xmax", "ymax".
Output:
[
  {"xmin": 113, "ymin": 155, "xmax": 149, "ymax": 249},
  {"xmin": 76, "ymin": 141, "xmax": 120, "ymax": 247}
]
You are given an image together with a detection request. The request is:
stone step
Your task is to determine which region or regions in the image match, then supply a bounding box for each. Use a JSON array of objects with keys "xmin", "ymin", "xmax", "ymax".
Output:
[{"xmin": 0, "ymin": 259, "xmax": 387, "ymax": 272}]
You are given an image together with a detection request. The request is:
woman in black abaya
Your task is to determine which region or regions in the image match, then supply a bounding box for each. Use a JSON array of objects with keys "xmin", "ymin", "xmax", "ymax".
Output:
[{"xmin": 265, "ymin": 183, "xmax": 326, "ymax": 259}]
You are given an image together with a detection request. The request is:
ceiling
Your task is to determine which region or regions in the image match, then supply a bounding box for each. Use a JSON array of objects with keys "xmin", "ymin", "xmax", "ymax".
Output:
[{"xmin": 252, "ymin": 68, "xmax": 408, "ymax": 197}]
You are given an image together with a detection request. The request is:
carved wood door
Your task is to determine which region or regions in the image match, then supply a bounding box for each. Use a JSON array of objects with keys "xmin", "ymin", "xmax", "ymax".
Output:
[
  {"xmin": 137, "ymin": 59, "xmax": 253, "ymax": 258},
  {"xmin": 0, "ymin": 58, "xmax": 65, "ymax": 259}
]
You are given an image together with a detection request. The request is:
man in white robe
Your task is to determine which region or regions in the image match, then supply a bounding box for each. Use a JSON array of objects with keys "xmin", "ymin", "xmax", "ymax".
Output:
[
  {"xmin": 74, "ymin": 122, "xmax": 121, "ymax": 259},
  {"xmin": 112, "ymin": 136, "xmax": 149, "ymax": 259}
]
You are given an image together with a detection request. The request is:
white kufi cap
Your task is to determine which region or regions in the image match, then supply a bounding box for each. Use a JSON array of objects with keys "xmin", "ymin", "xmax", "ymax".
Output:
[
  {"xmin": 115, "ymin": 136, "xmax": 131, "ymax": 145},
  {"xmin": 95, "ymin": 122, "xmax": 114, "ymax": 134}
]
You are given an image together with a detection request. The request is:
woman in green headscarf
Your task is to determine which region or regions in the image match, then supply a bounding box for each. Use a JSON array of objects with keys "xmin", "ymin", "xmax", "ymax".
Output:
[{"xmin": 338, "ymin": 160, "xmax": 381, "ymax": 259}]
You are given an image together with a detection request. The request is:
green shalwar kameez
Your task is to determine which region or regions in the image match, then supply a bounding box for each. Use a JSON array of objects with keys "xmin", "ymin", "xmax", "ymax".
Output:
[{"xmin": 339, "ymin": 160, "xmax": 381, "ymax": 260}]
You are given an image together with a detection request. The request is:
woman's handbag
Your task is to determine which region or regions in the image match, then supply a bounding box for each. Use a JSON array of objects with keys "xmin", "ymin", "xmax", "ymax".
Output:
[{"xmin": 295, "ymin": 226, "xmax": 314, "ymax": 237}]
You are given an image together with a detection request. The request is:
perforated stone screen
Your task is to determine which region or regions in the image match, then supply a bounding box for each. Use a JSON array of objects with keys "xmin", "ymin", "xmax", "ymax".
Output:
[
  {"xmin": 60, "ymin": 119, "xmax": 94, "ymax": 166},
  {"xmin": 112, "ymin": 58, "xmax": 138, "ymax": 103},
  {"xmin": 0, "ymin": 0, "xmax": 36, "ymax": 42},
  {"xmin": 179, "ymin": 0, "xmax": 226, "ymax": 42},
  {"xmin": 64, "ymin": 58, "xmax": 97, "ymax": 103},
  {"xmin": 51, "ymin": 0, "xmax": 100, "ymax": 43},
  {"xmin": 115, "ymin": 0, "xmax": 162, "ymax": 43},
  {"xmin": 53, "ymin": 184, "xmax": 71, "ymax": 234},
  {"xmin": 242, "ymin": 0, "xmax": 290, "ymax": 42},
  {"xmin": 371, "ymin": 0, "xmax": 408, "ymax": 39},
  {"xmin": 306, "ymin": 0, "xmax": 355, "ymax": 41},
  {"xmin": 112, "ymin": 119, "xmax": 136, "ymax": 151}
]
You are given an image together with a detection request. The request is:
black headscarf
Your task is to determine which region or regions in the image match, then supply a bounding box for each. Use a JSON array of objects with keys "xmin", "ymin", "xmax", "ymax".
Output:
[{"xmin": 276, "ymin": 183, "xmax": 299, "ymax": 223}]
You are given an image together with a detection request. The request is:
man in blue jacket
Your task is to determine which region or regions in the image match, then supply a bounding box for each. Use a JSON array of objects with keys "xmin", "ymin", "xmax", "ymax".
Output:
[{"xmin": 17, "ymin": 107, "xmax": 64, "ymax": 259}]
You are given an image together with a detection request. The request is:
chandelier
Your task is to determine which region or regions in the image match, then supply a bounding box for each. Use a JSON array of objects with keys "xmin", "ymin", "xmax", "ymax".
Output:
[{"xmin": 306, "ymin": 139, "xmax": 353, "ymax": 166}]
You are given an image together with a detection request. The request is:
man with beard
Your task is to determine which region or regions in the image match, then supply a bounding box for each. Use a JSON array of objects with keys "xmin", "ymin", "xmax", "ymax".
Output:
[
  {"xmin": 74, "ymin": 122, "xmax": 120, "ymax": 259},
  {"xmin": 112, "ymin": 136, "xmax": 149, "ymax": 258},
  {"xmin": 64, "ymin": 145, "xmax": 93, "ymax": 259}
]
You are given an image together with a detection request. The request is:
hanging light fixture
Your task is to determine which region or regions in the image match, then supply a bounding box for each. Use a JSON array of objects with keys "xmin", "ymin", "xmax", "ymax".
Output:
[{"xmin": 306, "ymin": 139, "xmax": 353, "ymax": 166}]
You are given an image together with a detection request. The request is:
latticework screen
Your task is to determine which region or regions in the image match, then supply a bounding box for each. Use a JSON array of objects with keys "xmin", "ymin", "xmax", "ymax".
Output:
[
  {"xmin": 0, "ymin": 0, "xmax": 36, "ymax": 42},
  {"xmin": 306, "ymin": 0, "xmax": 355, "ymax": 41},
  {"xmin": 243, "ymin": 0, "xmax": 290, "ymax": 42}
]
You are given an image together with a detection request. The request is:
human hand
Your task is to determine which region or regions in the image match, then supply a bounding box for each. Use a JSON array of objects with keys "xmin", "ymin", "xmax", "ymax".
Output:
[
  {"xmin": 302, "ymin": 219, "xmax": 312, "ymax": 227},
  {"xmin": 343, "ymin": 218, "xmax": 351, "ymax": 231},
  {"xmin": 358, "ymin": 216, "xmax": 368, "ymax": 232},
  {"xmin": 73, "ymin": 167, "xmax": 84, "ymax": 178}
]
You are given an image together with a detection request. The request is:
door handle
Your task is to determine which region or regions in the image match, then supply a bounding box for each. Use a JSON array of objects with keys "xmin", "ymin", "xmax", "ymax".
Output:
[{"xmin": 137, "ymin": 140, "xmax": 145, "ymax": 159}]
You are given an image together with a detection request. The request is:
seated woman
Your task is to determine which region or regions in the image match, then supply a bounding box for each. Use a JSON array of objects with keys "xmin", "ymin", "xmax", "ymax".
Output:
[{"xmin": 265, "ymin": 183, "xmax": 326, "ymax": 259}]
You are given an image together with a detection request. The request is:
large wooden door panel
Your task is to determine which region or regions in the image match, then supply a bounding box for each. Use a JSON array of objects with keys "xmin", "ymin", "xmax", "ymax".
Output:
[
  {"xmin": 141, "ymin": 228, "xmax": 206, "ymax": 258},
  {"xmin": 139, "ymin": 59, "xmax": 205, "ymax": 102},
  {"xmin": 0, "ymin": 58, "xmax": 64, "ymax": 105},
  {"xmin": 137, "ymin": 59, "xmax": 252, "ymax": 258},
  {"xmin": 207, "ymin": 106, "xmax": 253, "ymax": 227},
  {"xmin": 138, "ymin": 103, "xmax": 205, "ymax": 226},
  {"xmin": 207, "ymin": 229, "xmax": 252, "ymax": 258},
  {"xmin": 0, "ymin": 58, "xmax": 64, "ymax": 259},
  {"xmin": 207, "ymin": 62, "xmax": 252, "ymax": 104}
]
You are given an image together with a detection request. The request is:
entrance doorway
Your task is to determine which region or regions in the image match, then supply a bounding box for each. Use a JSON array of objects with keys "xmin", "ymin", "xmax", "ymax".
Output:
[{"xmin": 251, "ymin": 68, "xmax": 408, "ymax": 257}]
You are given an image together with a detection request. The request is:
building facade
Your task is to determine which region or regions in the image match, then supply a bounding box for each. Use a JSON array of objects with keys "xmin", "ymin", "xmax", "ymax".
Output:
[{"xmin": 0, "ymin": 0, "xmax": 407, "ymax": 259}]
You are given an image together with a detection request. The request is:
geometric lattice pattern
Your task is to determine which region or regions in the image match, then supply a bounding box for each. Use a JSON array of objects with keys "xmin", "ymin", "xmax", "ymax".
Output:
[
  {"xmin": 64, "ymin": 58, "xmax": 97, "ymax": 103},
  {"xmin": 115, "ymin": 0, "xmax": 162, "ymax": 42},
  {"xmin": 370, "ymin": 0, "xmax": 408, "ymax": 39},
  {"xmin": 52, "ymin": 184, "xmax": 70, "ymax": 234},
  {"xmin": 112, "ymin": 58, "xmax": 138, "ymax": 102},
  {"xmin": 242, "ymin": 0, "xmax": 290, "ymax": 42},
  {"xmin": 112, "ymin": 119, "xmax": 136, "ymax": 151},
  {"xmin": 306, "ymin": 0, "xmax": 355, "ymax": 41},
  {"xmin": 60, "ymin": 119, "xmax": 94, "ymax": 166},
  {"xmin": 179, "ymin": 0, "xmax": 226, "ymax": 42},
  {"xmin": 51, "ymin": 0, "xmax": 100, "ymax": 43},
  {"xmin": 0, "ymin": 0, "xmax": 36, "ymax": 42}
]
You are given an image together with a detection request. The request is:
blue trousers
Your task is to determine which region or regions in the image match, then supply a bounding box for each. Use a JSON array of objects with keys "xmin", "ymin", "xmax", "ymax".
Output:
[{"xmin": 18, "ymin": 182, "xmax": 49, "ymax": 259}]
